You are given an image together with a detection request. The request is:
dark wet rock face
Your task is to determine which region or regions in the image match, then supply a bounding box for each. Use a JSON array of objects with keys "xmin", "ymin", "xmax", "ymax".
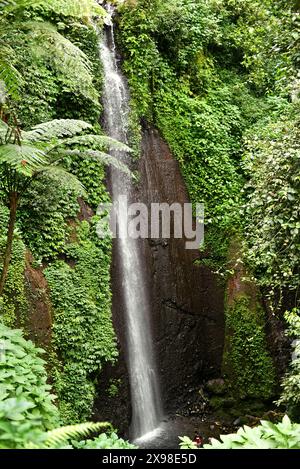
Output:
[
  {"xmin": 94, "ymin": 126, "xmax": 225, "ymax": 430},
  {"xmin": 93, "ymin": 353, "xmax": 131, "ymax": 437},
  {"xmin": 93, "ymin": 240, "xmax": 132, "ymax": 436},
  {"xmin": 24, "ymin": 252, "xmax": 52, "ymax": 350},
  {"xmin": 136, "ymin": 126, "xmax": 225, "ymax": 414}
]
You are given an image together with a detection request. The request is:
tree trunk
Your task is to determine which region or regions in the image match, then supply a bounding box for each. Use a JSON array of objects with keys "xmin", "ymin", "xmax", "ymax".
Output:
[{"xmin": 0, "ymin": 192, "xmax": 19, "ymax": 297}]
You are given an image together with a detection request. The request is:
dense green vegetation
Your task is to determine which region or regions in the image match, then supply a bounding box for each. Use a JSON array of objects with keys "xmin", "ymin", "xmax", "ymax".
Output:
[
  {"xmin": 0, "ymin": 0, "xmax": 299, "ymax": 450},
  {"xmin": 0, "ymin": 0, "xmax": 120, "ymax": 434},
  {"xmin": 116, "ymin": 0, "xmax": 299, "ymax": 418},
  {"xmin": 116, "ymin": 0, "xmax": 299, "ymax": 294},
  {"xmin": 0, "ymin": 324, "xmax": 132, "ymax": 448},
  {"xmin": 223, "ymin": 297, "xmax": 275, "ymax": 400},
  {"xmin": 278, "ymin": 309, "xmax": 300, "ymax": 420},
  {"xmin": 180, "ymin": 415, "xmax": 300, "ymax": 449},
  {"xmin": 45, "ymin": 222, "xmax": 117, "ymax": 423}
]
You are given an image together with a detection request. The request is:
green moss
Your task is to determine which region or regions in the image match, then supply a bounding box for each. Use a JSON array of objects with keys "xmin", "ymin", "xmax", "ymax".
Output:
[
  {"xmin": 127, "ymin": 100, "xmax": 143, "ymax": 160},
  {"xmin": 45, "ymin": 221, "xmax": 118, "ymax": 424},
  {"xmin": 0, "ymin": 225, "xmax": 29, "ymax": 328},
  {"xmin": 223, "ymin": 296, "xmax": 276, "ymax": 400}
]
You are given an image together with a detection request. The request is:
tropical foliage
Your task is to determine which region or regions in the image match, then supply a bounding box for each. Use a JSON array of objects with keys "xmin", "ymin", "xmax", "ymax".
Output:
[
  {"xmin": 0, "ymin": 0, "xmax": 120, "ymax": 436},
  {"xmin": 117, "ymin": 0, "xmax": 300, "ymax": 421},
  {"xmin": 0, "ymin": 323, "xmax": 131, "ymax": 449},
  {"xmin": 203, "ymin": 416, "xmax": 300, "ymax": 449},
  {"xmin": 278, "ymin": 309, "xmax": 300, "ymax": 421},
  {"xmin": 0, "ymin": 323, "xmax": 58, "ymax": 432},
  {"xmin": 0, "ymin": 114, "xmax": 130, "ymax": 295},
  {"xmin": 0, "ymin": 0, "xmax": 299, "ymax": 451},
  {"xmin": 180, "ymin": 416, "xmax": 300, "ymax": 449}
]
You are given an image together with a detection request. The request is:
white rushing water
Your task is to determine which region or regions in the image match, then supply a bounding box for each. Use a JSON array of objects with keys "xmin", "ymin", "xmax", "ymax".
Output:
[{"xmin": 98, "ymin": 4, "xmax": 163, "ymax": 440}]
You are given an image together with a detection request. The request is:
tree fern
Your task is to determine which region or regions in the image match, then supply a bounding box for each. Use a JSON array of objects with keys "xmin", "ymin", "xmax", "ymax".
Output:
[
  {"xmin": 0, "ymin": 117, "xmax": 132, "ymax": 179},
  {"xmin": 22, "ymin": 120, "xmax": 133, "ymax": 176},
  {"xmin": 0, "ymin": 114, "xmax": 131, "ymax": 293},
  {"xmin": 35, "ymin": 165, "xmax": 86, "ymax": 195},
  {"xmin": 22, "ymin": 119, "xmax": 93, "ymax": 142},
  {"xmin": 27, "ymin": 21, "xmax": 99, "ymax": 104},
  {"xmin": 0, "ymin": 144, "xmax": 47, "ymax": 176},
  {"xmin": 0, "ymin": 0, "xmax": 106, "ymax": 101},
  {"xmin": 62, "ymin": 134, "xmax": 133, "ymax": 153},
  {"xmin": 65, "ymin": 149, "xmax": 133, "ymax": 177},
  {"xmin": 0, "ymin": 14, "xmax": 102, "ymax": 103}
]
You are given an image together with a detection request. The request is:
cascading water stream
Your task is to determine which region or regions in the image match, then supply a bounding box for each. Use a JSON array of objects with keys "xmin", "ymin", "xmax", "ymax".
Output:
[{"xmin": 98, "ymin": 4, "xmax": 163, "ymax": 440}]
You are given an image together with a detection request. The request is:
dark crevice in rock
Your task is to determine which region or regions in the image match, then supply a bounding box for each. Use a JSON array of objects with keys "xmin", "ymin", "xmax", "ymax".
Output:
[{"xmin": 163, "ymin": 298, "xmax": 218, "ymax": 324}]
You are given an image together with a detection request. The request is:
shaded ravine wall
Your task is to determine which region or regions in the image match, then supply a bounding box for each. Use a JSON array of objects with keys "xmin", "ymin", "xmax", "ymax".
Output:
[{"xmin": 93, "ymin": 126, "xmax": 225, "ymax": 432}]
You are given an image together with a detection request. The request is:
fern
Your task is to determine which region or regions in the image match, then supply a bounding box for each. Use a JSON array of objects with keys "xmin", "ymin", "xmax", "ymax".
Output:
[
  {"xmin": 22, "ymin": 119, "xmax": 93, "ymax": 142},
  {"xmin": 27, "ymin": 21, "xmax": 99, "ymax": 103},
  {"xmin": 43, "ymin": 422, "xmax": 112, "ymax": 449},
  {"xmin": 0, "ymin": 144, "xmax": 47, "ymax": 176},
  {"xmin": 0, "ymin": 1, "xmax": 105, "ymax": 102},
  {"xmin": 62, "ymin": 134, "xmax": 133, "ymax": 153},
  {"xmin": 0, "ymin": 116, "xmax": 131, "ymax": 184},
  {"xmin": 35, "ymin": 165, "xmax": 86, "ymax": 195},
  {"xmin": 0, "ymin": 44, "xmax": 24, "ymax": 99},
  {"xmin": 65, "ymin": 149, "xmax": 133, "ymax": 177},
  {"xmin": 0, "ymin": 61, "xmax": 23, "ymax": 100}
]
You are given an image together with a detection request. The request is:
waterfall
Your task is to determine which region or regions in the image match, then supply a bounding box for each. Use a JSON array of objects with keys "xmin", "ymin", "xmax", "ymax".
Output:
[{"xmin": 98, "ymin": 4, "xmax": 163, "ymax": 440}]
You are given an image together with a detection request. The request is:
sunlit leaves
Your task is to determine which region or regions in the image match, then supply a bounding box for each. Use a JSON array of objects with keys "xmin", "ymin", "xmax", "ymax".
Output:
[
  {"xmin": 0, "ymin": 322, "xmax": 59, "ymax": 445},
  {"xmin": 202, "ymin": 416, "xmax": 300, "ymax": 449},
  {"xmin": 0, "ymin": 144, "xmax": 46, "ymax": 176},
  {"xmin": 278, "ymin": 309, "xmax": 300, "ymax": 417},
  {"xmin": 23, "ymin": 119, "xmax": 93, "ymax": 142}
]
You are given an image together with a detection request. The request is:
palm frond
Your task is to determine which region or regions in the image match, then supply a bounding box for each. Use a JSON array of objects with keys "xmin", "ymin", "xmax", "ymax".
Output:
[
  {"xmin": 22, "ymin": 119, "xmax": 93, "ymax": 143},
  {"xmin": 65, "ymin": 149, "xmax": 132, "ymax": 177},
  {"xmin": 36, "ymin": 165, "xmax": 86, "ymax": 195},
  {"xmin": 0, "ymin": 144, "xmax": 47, "ymax": 176},
  {"xmin": 44, "ymin": 421, "xmax": 112, "ymax": 449},
  {"xmin": 62, "ymin": 135, "xmax": 133, "ymax": 153}
]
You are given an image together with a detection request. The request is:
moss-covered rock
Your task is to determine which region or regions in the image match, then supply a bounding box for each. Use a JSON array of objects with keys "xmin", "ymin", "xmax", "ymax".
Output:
[
  {"xmin": 223, "ymin": 295, "xmax": 275, "ymax": 400},
  {"xmin": 205, "ymin": 378, "xmax": 227, "ymax": 396},
  {"xmin": 0, "ymin": 232, "xmax": 29, "ymax": 328},
  {"xmin": 222, "ymin": 241, "xmax": 276, "ymax": 403}
]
